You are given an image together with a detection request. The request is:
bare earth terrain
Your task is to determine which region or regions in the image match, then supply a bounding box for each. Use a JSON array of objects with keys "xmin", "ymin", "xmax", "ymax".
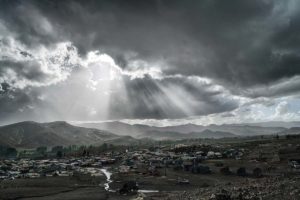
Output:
[{"xmin": 1, "ymin": 136, "xmax": 300, "ymax": 200}]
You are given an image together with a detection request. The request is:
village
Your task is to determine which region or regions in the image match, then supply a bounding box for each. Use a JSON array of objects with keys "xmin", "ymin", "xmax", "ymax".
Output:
[
  {"xmin": 0, "ymin": 143, "xmax": 272, "ymax": 181},
  {"xmin": 0, "ymin": 135, "xmax": 300, "ymax": 199}
]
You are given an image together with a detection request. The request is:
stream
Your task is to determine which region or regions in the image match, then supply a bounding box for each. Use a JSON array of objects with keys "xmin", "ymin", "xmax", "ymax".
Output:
[
  {"xmin": 100, "ymin": 168, "xmax": 114, "ymax": 192},
  {"xmin": 100, "ymin": 168, "xmax": 159, "ymax": 193}
]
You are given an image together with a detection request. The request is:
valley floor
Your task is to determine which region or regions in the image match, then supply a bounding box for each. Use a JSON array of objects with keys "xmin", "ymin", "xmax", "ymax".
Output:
[
  {"xmin": 1, "ymin": 172, "xmax": 300, "ymax": 200},
  {"xmin": 1, "ymin": 136, "xmax": 300, "ymax": 200}
]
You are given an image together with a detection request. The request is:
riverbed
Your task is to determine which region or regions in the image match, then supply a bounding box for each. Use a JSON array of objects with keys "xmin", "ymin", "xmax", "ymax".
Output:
[{"xmin": 100, "ymin": 168, "xmax": 159, "ymax": 194}]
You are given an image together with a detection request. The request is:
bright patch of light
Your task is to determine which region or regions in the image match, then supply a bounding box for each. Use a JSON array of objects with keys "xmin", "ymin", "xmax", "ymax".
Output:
[
  {"xmin": 0, "ymin": 37, "xmax": 79, "ymax": 89},
  {"xmin": 122, "ymin": 59, "xmax": 163, "ymax": 79}
]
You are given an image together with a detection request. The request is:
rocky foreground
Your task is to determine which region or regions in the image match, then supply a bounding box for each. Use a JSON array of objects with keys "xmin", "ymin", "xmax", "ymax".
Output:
[{"xmin": 133, "ymin": 176, "xmax": 300, "ymax": 200}]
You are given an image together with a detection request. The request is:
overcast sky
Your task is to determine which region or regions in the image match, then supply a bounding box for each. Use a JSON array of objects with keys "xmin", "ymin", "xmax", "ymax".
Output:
[{"xmin": 1, "ymin": 0, "xmax": 300, "ymax": 126}]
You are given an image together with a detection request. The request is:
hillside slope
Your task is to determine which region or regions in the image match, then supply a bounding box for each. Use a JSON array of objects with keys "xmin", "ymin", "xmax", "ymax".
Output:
[
  {"xmin": 139, "ymin": 129, "xmax": 236, "ymax": 140},
  {"xmin": 0, "ymin": 121, "xmax": 118, "ymax": 148},
  {"xmin": 78, "ymin": 121, "xmax": 287, "ymax": 137}
]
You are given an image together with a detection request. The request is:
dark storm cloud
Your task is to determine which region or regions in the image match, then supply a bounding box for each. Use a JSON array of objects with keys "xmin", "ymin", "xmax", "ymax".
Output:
[
  {"xmin": 0, "ymin": 0, "xmax": 61, "ymax": 47},
  {"xmin": 0, "ymin": 88, "xmax": 40, "ymax": 124},
  {"xmin": 0, "ymin": 60, "xmax": 48, "ymax": 82},
  {"xmin": 1, "ymin": 0, "xmax": 300, "ymax": 122},
  {"xmin": 238, "ymin": 75, "xmax": 300, "ymax": 98},
  {"xmin": 1, "ymin": 0, "xmax": 300, "ymax": 88}
]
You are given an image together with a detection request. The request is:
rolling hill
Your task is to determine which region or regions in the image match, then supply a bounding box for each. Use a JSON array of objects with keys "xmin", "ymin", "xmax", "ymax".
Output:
[
  {"xmin": 139, "ymin": 129, "xmax": 236, "ymax": 140},
  {"xmin": 277, "ymin": 127, "xmax": 300, "ymax": 135},
  {"xmin": 242, "ymin": 121, "xmax": 300, "ymax": 128},
  {"xmin": 78, "ymin": 121, "xmax": 287, "ymax": 137},
  {"xmin": 0, "ymin": 120, "xmax": 295, "ymax": 149},
  {"xmin": 0, "ymin": 121, "xmax": 120, "ymax": 148},
  {"xmin": 77, "ymin": 121, "xmax": 152, "ymax": 137}
]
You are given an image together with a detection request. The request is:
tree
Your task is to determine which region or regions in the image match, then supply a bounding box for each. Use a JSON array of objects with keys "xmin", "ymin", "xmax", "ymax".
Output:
[
  {"xmin": 51, "ymin": 146, "xmax": 63, "ymax": 153},
  {"xmin": 82, "ymin": 149, "xmax": 87, "ymax": 157},
  {"xmin": 0, "ymin": 146, "xmax": 17, "ymax": 158},
  {"xmin": 52, "ymin": 146, "xmax": 63, "ymax": 158},
  {"xmin": 56, "ymin": 150, "xmax": 63, "ymax": 158},
  {"xmin": 6, "ymin": 147, "xmax": 17, "ymax": 158},
  {"xmin": 36, "ymin": 146, "xmax": 47, "ymax": 156},
  {"xmin": 102, "ymin": 143, "xmax": 108, "ymax": 150}
]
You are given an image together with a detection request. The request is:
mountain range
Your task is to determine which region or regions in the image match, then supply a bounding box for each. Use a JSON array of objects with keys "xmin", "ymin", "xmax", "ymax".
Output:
[
  {"xmin": 138, "ymin": 129, "xmax": 236, "ymax": 140},
  {"xmin": 1, "ymin": 121, "xmax": 300, "ymax": 149},
  {"xmin": 78, "ymin": 121, "xmax": 289, "ymax": 137},
  {"xmin": 241, "ymin": 121, "xmax": 300, "ymax": 128},
  {"xmin": 0, "ymin": 121, "xmax": 135, "ymax": 148}
]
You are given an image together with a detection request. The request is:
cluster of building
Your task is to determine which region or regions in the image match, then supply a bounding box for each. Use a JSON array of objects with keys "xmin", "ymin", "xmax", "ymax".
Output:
[
  {"xmin": 0, "ymin": 143, "xmax": 249, "ymax": 182},
  {"xmin": 1, "ymin": 142, "xmax": 298, "ymax": 182},
  {"xmin": 0, "ymin": 156, "xmax": 116, "ymax": 180},
  {"xmin": 116, "ymin": 144, "xmax": 246, "ymax": 175}
]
